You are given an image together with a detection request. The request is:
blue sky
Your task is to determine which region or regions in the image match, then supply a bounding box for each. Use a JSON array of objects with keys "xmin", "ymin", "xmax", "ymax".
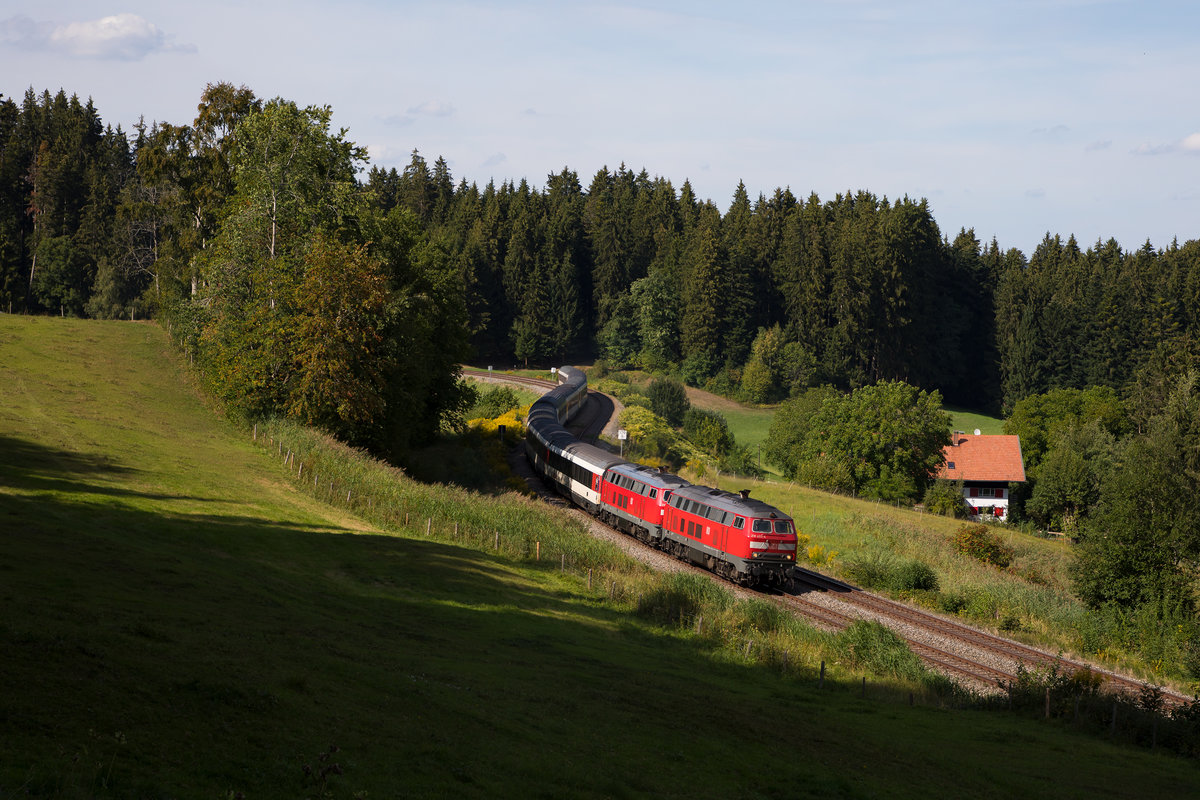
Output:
[{"xmin": 3, "ymin": 1, "xmax": 1197, "ymax": 254}]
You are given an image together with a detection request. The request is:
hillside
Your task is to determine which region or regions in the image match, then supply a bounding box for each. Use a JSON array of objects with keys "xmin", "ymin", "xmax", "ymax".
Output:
[{"xmin": 1, "ymin": 315, "xmax": 1197, "ymax": 798}]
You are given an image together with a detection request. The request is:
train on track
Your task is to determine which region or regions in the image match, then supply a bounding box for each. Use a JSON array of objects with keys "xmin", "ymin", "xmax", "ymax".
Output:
[{"xmin": 525, "ymin": 366, "xmax": 798, "ymax": 586}]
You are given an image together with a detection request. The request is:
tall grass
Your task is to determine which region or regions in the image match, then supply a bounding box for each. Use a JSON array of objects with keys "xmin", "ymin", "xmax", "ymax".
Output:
[
  {"xmin": 252, "ymin": 416, "xmax": 630, "ymax": 576},
  {"xmin": 250, "ymin": 415, "xmax": 963, "ymax": 701}
]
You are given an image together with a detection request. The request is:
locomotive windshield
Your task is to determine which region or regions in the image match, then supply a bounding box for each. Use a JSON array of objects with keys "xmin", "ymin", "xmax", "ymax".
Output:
[
  {"xmin": 751, "ymin": 519, "xmax": 772, "ymax": 533},
  {"xmin": 774, "ymin": 520, "xmax": 792, "ymax": 534}
]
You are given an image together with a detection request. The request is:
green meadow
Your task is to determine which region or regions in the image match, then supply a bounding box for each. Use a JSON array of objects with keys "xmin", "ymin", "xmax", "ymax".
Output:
[{"xmin": 1, "ymin": 316, "xmax": 1197, "ymax": 798}]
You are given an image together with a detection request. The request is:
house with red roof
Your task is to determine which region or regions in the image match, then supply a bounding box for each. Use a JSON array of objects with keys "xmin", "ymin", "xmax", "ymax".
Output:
[{"xmin": 936, "ymin": 432, "xmax": 1026, "ymax": 522}]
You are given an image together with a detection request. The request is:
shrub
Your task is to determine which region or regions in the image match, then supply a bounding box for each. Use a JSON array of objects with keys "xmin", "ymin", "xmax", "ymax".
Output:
[
  {"xmin": 805, "ymin": 544, "xmax": 835, "ymax": 566},
  {"xmin": 466, "ymin": 386, "xmax": 521, "ymax": 420},
  {"xmin": 862, "ymin": 466, "xmax": 918, "ymax": 504},
  {"xmin": 954, "ymin": 523, "xmax": 1014, "ymax": 568},
  {"xmin": 841, "ymin": 551, "xmax": 894, "ymax": 589},
  {"xmin": 683, "ymin": 407, "xmax": 732, "ymax": 455},
  {"xmin": 923, "ymin": 479, "xmax": 966, "ymax": 518},
  {"xmin": 798, "ymin": 453, "xmax": 855, "ymax": 494},
  {"xmin": 891, "ymin": 560, "xmax": 940, "ymax": 592},
  {"xmin": 842, "ymin": 552, "xmax": 937, "ymax": 592},
  {"xmin": 647, "ymin": 377, "xmax": 690, "ymax": 427},
  {"xmin": 718, "ymin": 444, "xmax": 762, "ymax": 478}
]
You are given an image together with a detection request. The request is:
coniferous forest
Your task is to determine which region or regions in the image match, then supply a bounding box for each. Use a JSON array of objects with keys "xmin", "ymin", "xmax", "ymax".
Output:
[{"xmin": 4, "ymin": 84, "xmax": 1200, "ymax": 439}]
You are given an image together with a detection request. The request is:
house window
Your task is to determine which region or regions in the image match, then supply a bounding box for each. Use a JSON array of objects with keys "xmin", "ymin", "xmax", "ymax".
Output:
[{"xmin": 979, "ymin": 487, "xmax": 996, "ymax": 498}]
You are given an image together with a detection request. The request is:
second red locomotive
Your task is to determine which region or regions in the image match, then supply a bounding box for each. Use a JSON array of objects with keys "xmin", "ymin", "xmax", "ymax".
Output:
[{"xmin": 525, "ymin": 366, "xmax": 797, "ymax": 587}]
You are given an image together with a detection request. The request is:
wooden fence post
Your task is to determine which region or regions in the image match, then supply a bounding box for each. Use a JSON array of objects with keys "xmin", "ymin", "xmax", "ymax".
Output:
[
  {"xmin": 587, "ymin": 568, "xmax": 592, "ymax": 590},
  {"xmin": 426, "ymin": 518, "xmax": 432, "ymax": 536}
]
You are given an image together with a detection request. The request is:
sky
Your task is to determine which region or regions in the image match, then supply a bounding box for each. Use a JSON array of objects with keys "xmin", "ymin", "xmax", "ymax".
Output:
[{"xmin": 2, "ymin": 0, "xmax": 1198, "ymax": 255}]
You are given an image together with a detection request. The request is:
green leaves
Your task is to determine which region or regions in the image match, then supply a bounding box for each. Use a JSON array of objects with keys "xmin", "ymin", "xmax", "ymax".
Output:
[
  {"xmin": 764, "ymin": 380, "xmax": 951, "ymax": 502},
  {"xmin": 1073, "ymin": 371, "xmax": 1200, "ymax": 613}
]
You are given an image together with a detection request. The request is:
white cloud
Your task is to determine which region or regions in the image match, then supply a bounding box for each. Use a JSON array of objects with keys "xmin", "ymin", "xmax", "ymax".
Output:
[
  {"xmin": 1, "ymin": 13, "xmax": 193, "ymax": 60},
  {"xmin": 407, "ymin": 100, "xmax": 455, "ymax": 118},
  {"xmin": 1134, "ymin": 133, "xmax": 1200, "ymax": 156}
]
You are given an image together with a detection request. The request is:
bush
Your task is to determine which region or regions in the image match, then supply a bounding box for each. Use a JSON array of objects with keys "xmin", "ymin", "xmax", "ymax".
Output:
[
  {"xmin": 683, "ymin": 407, "xmax": 732, "ymax": 455},
  {"xmin": 891, "ymin": 560, "xmax": 940, "ymax": 592},
  {"xmin": 718, "ymin": 444, "xmax": 763, "ymax": 479},
  {"xmin": 923, "ymin": 479, "xmax": 966, "ymax": 518},
  {"xmin": 798, "ymin": 454, "xmax": 855, "ymax": 494},
  {"xmin": 647, "ymin": 377, "xmax": 690, "ymax": 427},
  {"xmin": 954, "ymin": 523, "xmax": 1014, "ymax": 568},
  {"xmin": 862, "ymin": 466, "xmax": 917, "ymax": 504},
  {"xmin": 842, "ymin": 551, "xmax": 938, "ymax": 592},
  {"xmin": 466, "ymin": 385, "xmax": 521, "ymax": 420}
]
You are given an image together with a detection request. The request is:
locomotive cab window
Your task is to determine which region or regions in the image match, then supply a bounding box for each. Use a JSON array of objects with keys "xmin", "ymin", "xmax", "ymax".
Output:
[
  {"xmin": 733, "ymin": 517, "xmax": 745, "ymax": 529},
  {"xmin": 648, "ymin": 488, "xmax": 658, "ymax": 499},
  {"xmin": 774, "ymin": 520, "xmax": 791, "ymax": 534},
  {"xmin": 752, "ymin": 519, "xmax": 772, "ymax": 533}
]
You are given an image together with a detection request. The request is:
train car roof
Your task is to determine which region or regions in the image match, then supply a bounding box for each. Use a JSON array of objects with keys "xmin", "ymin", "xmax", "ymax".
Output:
[
  {"xmin": 561, "ymin": 440, "xmax": 626, "ymax": 472},
  {"xmin": 606, "ymin": 461, "xmax": 690, "ymax": 491},
  {"xmin": 672, "ymin": 484, "xmax": 792, "ymax": 519}
]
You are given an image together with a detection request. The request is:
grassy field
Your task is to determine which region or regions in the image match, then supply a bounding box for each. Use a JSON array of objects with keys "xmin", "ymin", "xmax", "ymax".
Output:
[
  {"xmin": 710, "ymin": 474, "xmax": 1198, "ymax": 691},
  {"xmin": 2, "ymin": 317, "xmax": 1198, "ymax": 797},
  {"xmin": 946, "ymin": 405, "xmax": 1007, "ymax": 435}
]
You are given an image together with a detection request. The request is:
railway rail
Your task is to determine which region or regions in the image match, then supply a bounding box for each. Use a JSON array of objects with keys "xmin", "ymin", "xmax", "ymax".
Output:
[
  {"xmin": 790, "ymin": 567, "xmax": 1191, "ymax": 706},
  {"xmin": 489, "ymin": 365, "xmax": 1191, "ymax": 706},
  {"xmin": 779, "ymin": 590, "xmax": 1014, "ymax": 689}
]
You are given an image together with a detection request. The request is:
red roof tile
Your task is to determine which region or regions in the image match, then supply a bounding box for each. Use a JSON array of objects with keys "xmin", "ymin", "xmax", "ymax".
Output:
[{"xmin": 938, "ymin": 434, "xmax": 1026, "ymax": 483}]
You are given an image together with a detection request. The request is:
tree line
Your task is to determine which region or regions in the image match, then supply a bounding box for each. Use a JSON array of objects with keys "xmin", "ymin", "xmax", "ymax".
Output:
[
  {"xmin": 3, "ymin": 84, "xmax": 1200, "ymax": 438},
  {"xmin": 0, "ymin": 85, "xmax": 469, "ymax": 458}
]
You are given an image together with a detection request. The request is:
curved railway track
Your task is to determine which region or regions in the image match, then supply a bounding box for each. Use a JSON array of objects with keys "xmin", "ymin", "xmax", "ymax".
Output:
[
  {"xmin": 461, "ymin": 368, "xmax": 558, "ymax": 393},
  {"xmin": 779, "ymin": 589, "xmax": 1014, "ymax": 689},
  {"xmin": 790, "ymin": 567, "xmax": 1190, "ymax": 705},
  {"xmin": 483, "ymin": 366, "xmax": 1190, "ymax": 705},
  {"xmin": 462, "ymin": 367, "xmax": 613, "ymax": 443}
]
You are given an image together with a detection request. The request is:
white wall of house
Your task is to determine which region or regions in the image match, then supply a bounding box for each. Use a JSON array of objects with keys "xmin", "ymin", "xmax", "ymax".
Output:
[{"xmin": 960, "ymin": 486, "xmax": 1010, "ymax": 521}]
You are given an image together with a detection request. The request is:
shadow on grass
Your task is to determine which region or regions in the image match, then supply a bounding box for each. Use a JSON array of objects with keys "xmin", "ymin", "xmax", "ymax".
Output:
[{"xmin": 0, "ymin": 433, "xmax": 210, "ymax": 502}]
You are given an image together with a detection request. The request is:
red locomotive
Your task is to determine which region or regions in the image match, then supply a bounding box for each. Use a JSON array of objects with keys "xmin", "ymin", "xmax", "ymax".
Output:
[{"xmin": 526, "ymin": 366, "xmax": 797, "ymax": 586}]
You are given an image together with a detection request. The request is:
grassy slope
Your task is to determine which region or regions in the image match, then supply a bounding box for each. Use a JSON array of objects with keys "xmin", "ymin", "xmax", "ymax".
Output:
[{"xmin": 1, "ymin": 317, "xmax": 1197, "ymax": 798}]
